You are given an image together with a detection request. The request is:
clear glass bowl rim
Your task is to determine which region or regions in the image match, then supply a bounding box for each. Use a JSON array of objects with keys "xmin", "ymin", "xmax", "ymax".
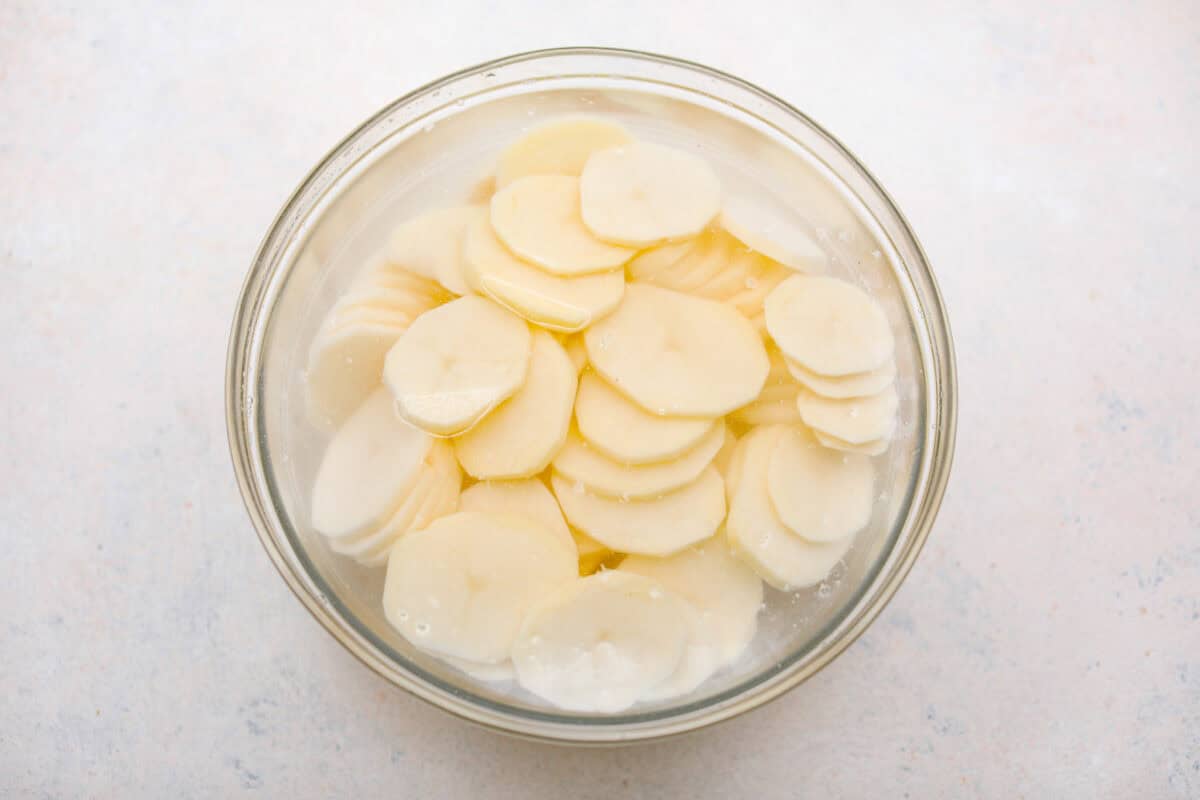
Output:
[{"xmin": 225, "ymin": 46, "xmax": 958, "ymax": 745}]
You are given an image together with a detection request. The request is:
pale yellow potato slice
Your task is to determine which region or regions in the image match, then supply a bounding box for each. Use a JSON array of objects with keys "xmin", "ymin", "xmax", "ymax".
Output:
[
  {"xmin": 767, "ymin": 427, "xmax": 873, "ymax": 542},
  {"xmin": 580, "ymin": 142, "xmax": 721, "ymax": 246},
  {"xmin": 551, "ymin": 467, "xmax": 725, "ymax": 557},
  {"xmin": 639, "ymin": 598, "xmax": 717, "ymax": 703},
  {"xmin": 386, "ymin": 206, "xmax": 477, "ymax": 295},
  {"xmin": 310, "ymin": 388, "xmax": 433, "ymax": 540},
  {"xmin": 724, "ymin": 250, "xmax": 791, "ymax": 318},
  {"xmin": 306, "ymin": 324, "xmax": 403, "ymax": 426},
  {"xmin": 628, "ymin": 229, "xmax": 733, "ymax": 293},
  {"xmin": 573, "ymin": 372, "xmax": 715, "ymax": 465},
  {"xmin": 584, "ymin": 285, "xmax": 769, "ymax": 417},
  {"xmin": 552, "ymin": 421, "xmax": 725, "ymax": 500},
  {"xmin": 459, "ymin": 478, "xmax": 577, "ymax": 558},
  {"xmin": 787, "ymin": 357, "xmax": 896, "ymax": 399},
  {"xmin": 495, "ymin": 116, "xmax": 632, "ymax": 187},
  {"xmin": 796, "ymin": 386, "xmax": 898, "ymax": 445},
  {"xmin": 730, "ymin": 348, "xmax": 803, "ymax": 426},
  {"xmin": 491, "ymin": 175, "xmax": 635, "ymax": 276},
  {"xmin": 462, "ymin": 212, "xmax": 624, "ymax": 332},
  {"xmin": 383, "ymin": 511, "xmax": 576, "ymax": 664},
  {"xmin": 712, "ymin": 427, "xmax": 739, "ymax": 483},
  {"xmin": 625, "ymin": 239, "xmax": 694, "ymax": 281},
  {"xmin": 561, "ymin": 333, "xmax": 588, "ymax": 374},
  {"xmin": 571, "ymin": 528, "xmax": 613, "ymax": 577},
  {"xmin": 814, "ymin": 430, "xmax": 890, "ymax": 457},
  {"xmin": 721, "ymin": 194, "xmax": 828, "ymax": 274},
  {"xmin": 726, "ymin": 426, "xmax": 855, "ymax": 590},
  {"xmin": 764, "ymin": 275, "xmax": 894, "ymax": 376},
  {"xmin": 453, "ymin": 331, "xmax": 576, "ymax": 479},
  {"xmin": 383, "ymin": 295, "xmax": 531, "ymax": 436},
  {"xmin": 620, "ymin": 541, "xmax": 763, "ymax": 668},
  {"xmin": 511, "ymin": 571, "xmax": 690, "ymax": 712}
]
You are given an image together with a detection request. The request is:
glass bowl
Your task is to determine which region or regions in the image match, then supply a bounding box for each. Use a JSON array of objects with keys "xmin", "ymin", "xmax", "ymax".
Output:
[{"xmin": 225, "ymin": 47, "xmax": 956, "ymax": 744}]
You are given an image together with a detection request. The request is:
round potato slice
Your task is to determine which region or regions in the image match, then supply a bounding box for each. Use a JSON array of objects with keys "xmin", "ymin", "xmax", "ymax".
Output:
[
  {"xmin": 764, "ymin": 275, "xmax": 894, "ymax": 376},
  {"xmin": 382, "ymin": 511, "xmax": 576, "ymax": 664},
  {"xmin": 787, "ymin": 357, "xmax": 896, "ymax": 399},
  {"xmin": 511, "ymin": 571, "xmax": 690, "ymax": 712},
  {"xmin": 580, "ymin": 142, "xmax": 721, "ymax": 246},
  {"xmin": 767, "ymin": 427, "xmax": 874, "ymax": 542},
  {"xmin": 383, "ymin": 295, "xmax": 531, "ymax": 436},
  {"xmin": 796, "ymin": 385, "xmax": 898, "ymax": 445},
  {"xmin": 731, "ymin": 348, "xmax": 803, "ymax": 426},
  {"xmin": 584, "ymin": 284, "xmax": 769, "ymax": 417},
  {"xmin": 552, "ymin": 421, "xmax": 726, "ymax": 500},
  {"xmin": 495, "ymin": 116, "xmax": 632, "ymax": 187},
  {"xmin": 620, "ymin": 542, "xmax": 763, "ymax": 668},
  {"xmin": 491, "ymin": 175, "xmax": 635, "ymax": 276},
  {"xmin": 387, "ymin": 206, "xmax": 477, "ymax": 295},
  {"xmin": 453, "ymin": 331, "xmax": 576, "ymax": 479},
  {"xmin": 306, "ymin": 324, "xmax": 403, "ymax": 427},
  {"xmin": 463, "ymin": 212, "xmax": 624, "ymax": 332},
  {"xmin": 551, "ymin": 467, "xmax": 725, "ymax": 557},
  {"xmin": 639, "ymin": 599, "xmax": 717, "ymax": 703},
  {"xmin": 574, "ymin": 372, "xmax": 715, "ymax": 465},
  {"xmin": 628, "ymin": 229, "xmax": 734, "ymax": 293},
  {"xmin": 814, "ymin": 430, "xmax": 889, "ymax": 456},
  {"xmin": 458, "ymin": 478, "xmax": 576, "ymax": 558},
  {"xmin": 310, "ymin": 388, "xmax": 433, "ymax": 540},
  {"xmin": 726, "ymin": 426, "xmax": 855, "ymax": 590},
  {"xmin": 721, "ymin": 194, "xmax": 828, "ymax": 274}
]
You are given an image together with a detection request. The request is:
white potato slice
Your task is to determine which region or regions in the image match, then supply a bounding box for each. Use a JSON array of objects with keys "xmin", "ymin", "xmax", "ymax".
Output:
[
  {"xmin": 625, "ymin": 239, "xmax": 694, "ymax": 281},
  {"xmin": 310, "ymin": 389, "xmax": 433, "ymax": 540},
  {"xmin": 551, "ymin": 467, "xmax": 725, "ymax": 557},
  {"xmin": 767, "ymin": 427, "xmax": 874, "ymax": 542},
  {"xmin": 511, "ymin": 571, "xmax": 690, "ymax": 712},
  {"xmin": 463, "ymin": 212, "xmax": 624, "ymax": 332},
  {"xmin": 721, "ymin": 194, "xmax": 828, "ymax": 273},
  {"xmin": 580, "ymin": 142, "xmax": 721, "ymax": 246},
  {"xmin": 552, "ymin": 421, "xmax": 725, "ymax": 500},
  {"xmin": 628, "ymin": 229, "xmax": 734, "ymax": 293},
  {"xmin": 453, "ymin": 331, "xmax": 576, "ymax": 479},
  {"xmin": 764, "ymin": 275, "xmax": 894, "ymax": 376},
  {"xmin": 726, "ymin": 426, "xmax": 855, "ymax": 590},
  {"xmin": 386, "ymin": 206, "xmax": 477, "ymax": 295},
  {"xmin": 571, "ymin": 528, "xmax": 613, "ymax": 576},
  {"xmin": 442, "ymin": 655, "xmax": 515, "ymax": 682},
  {"xmin": 561, "ymin": 334, "xmax": 588, "ymax": 374},
  {"xmin": 382, "ymin": 511, "xmax": 575, "ymax": 664},
  {"xmin": 495, "ymin": 116, "xmax": 632, "ymax": 187},
  {"xmin": 787, "ymin": 357, "xmax": 896, "ymax": 399},
  {"xmin": 573, "ymin": 371, "xmax": 715, "ymax": 465},
  {"xmin": 620, "ymin": 541, "xmax": 762, "ymax": 668},
  {"xmin": 491, "ymin": 175, "xmax": 635, "ymax": 276},
  {"xmin": 329, "ymin": 439, "xmax": 460, "ymax": 564},
  {"xmin": 639, "ymin": 598, "xmax": 717, "ymax": 702},
  {"xmin": 383, "ymin": 295, "xmax": 531, "ymax": 436},
  {"xmin": 584, "ymin": 285, "xmax": 769, "ymax": 417},
  {"xmin": 306, "ymin": 324, "xmax": 403, "ymax": 427},
  {"xmin": 459, "ymin": 478, "xmax": 577, "ymax": 558},
  {"xmin": 814, "ymin": 430, "xmax": 890, "ymax": 456},
  {"xmin": 796, "ymin": 385, "xmax": 898, "ymax": 445},
  {"xmin": 731, "ymin": 348, "xmax": 803, "ymax": 426}
]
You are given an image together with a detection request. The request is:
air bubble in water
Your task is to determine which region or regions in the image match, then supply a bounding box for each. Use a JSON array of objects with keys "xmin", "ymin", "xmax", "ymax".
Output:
[
  {"xmin": 414, "ymin": 622, "xmax": 431, "ymax": 635},
  {"xmin": 817, "ymin": 583, "xmax": 832, "ymax": 599}
]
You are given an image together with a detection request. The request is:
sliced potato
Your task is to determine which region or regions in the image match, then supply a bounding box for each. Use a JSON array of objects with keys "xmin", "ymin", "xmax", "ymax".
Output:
[
  {"xmin": 814, "ymin": 430, "xmax": 890, "ymax": 456},
  {"xmin": 764, "ymin": 275, "xmax": 894, "ymax": 376},
  {"xmin": 795, "ymin": 385, "xmax": 898, "ymax": 445},
  {"xmin": 496, "ymin": 117, "xmax": 632, "ymax": 187},
  {"xmin": 459, "ymin": 478, "xmax": 577, "ymax": 558},
  {"xmin": 721, "ymin": 194, "xmax": 828, "ymax": 273},
  {"xmin": 788, "ymin": 357, "xmax": 896, "ymax": 399},
  {"xmin": 767, "ymin": 427, "xmax": 873, "ymax": 542},
  {"xmin": 386, "ymin": 206, "xmax": 478, "ymax": 295},
  {"xmin": 574, "ymin": 371, "xmax": 715, "ymax": 465}
]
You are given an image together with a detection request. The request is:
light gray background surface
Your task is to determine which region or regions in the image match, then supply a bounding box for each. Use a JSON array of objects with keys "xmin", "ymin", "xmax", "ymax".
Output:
[{"xmin": 2, "ymin": 2, "xmax": 1197, "ymax": 797}]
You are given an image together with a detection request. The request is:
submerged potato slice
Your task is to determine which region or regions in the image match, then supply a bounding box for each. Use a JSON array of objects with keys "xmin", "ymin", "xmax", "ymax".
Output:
[
  {"xmin": 574, "ymin": 372, "xmax": 715, "ymax": 465},
  {"xmin": 796, "ymin": 385, "xmax": 898, "ymax": 445},
  {"xmin": 458, "ymin": 478, "xmax": 577, "ymax": 558},
  {"xmin": 495, "ymin": 117, "xmax": 632, "ymax": 187},
  {"xmin": 764, "ymin": 275, "xmax": 894, "ymax": 376},
  {"xmin": 721, "ymin": 194, "xmax": 827, "ymax": 274},
  {"xmin": 766, "ymin": 427, "xmax": 873, "ymax": 542},
  {"xmin": 787, "ymin": 357, "xmax": 896, "ymax": 399},
  {"xmin": 386, "ymin": 206, "xmax": 477, "ymax": 295}
]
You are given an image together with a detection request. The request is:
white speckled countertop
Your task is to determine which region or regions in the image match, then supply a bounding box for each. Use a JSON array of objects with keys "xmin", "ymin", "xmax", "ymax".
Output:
[{"xmin": 3, "ymin": 2, "xmax": 1197, "ymax": 797}]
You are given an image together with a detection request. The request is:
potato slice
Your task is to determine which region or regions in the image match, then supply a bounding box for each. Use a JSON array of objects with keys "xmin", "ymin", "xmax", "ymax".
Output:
[
  {"xmin": 463, "ymin": 211, "xmax": 624, "ymax": 332},
  {"xmin": 628, "ymin": 229, "xmax": 734, "ymax": 293},
  {"xmin": 767, "ymin": 427, "xmax": 873, "ymax": 542},
  {"xmin": 383, "ymin": 511, "xmax": 576, "ymax": 664},
  {"xmin": 730, "ymin": 348, "xmax": 802, "ymax": 426},
  {"xmin": 787, "ymin": 357, "xmax": 896, "ymax": 399},
  {"xmin": 306, "ymin": 325, "xmax": 403, "ymax": 427},
  {"xmin": 495, "ymin": 117, "xmax": 632, "ymax": 187},
  {"xmin": 551, "ymin": 467, "xmax": 725, "ymax": 557},
  {"xmin": 561, "ymin": 334, "xmax": 588, "ymax": 374},
  {"xmin": 386, "ymin": 206, "xmax": 477, "ymax": 295},
  {"xmin": 584, "ymin": 285, "xmax": 769, "ymax": 417},
  {"xmin": 580, "ymin": 142, "xmax": 721, "ymax": 246},
  {"xmin": 491, "ymin": 175, "xmax": 635, "ymax": 276},
  {"xmin": 571, "ymin": 528, "xmax": 613, "ymax": 576},
  {"xmin": 764, "ymin": 275, "xmax": 894, "ymax": 376},
  {"xmin": 796, "ymin": 385, "xmax": 898, "ymax": 445},
  {"xmin": 453, "ymin": 331, "xmax": 576, "ymax": 479},
  {"xmin": 721, "ymin": 194, "xmax": 828, "ymax": 274},
  {"xmin": 511, "ymin": 571, "xmax": 690, "ymax": 712},
  {"xmin": 574, "ymin": 372, "xmax": 715, "ymax": 465},
  {"xmin": 552, "ymin": 421, "xmax": 726, "ymax": 500},
  {"xmin": 725, "ymin": 426, "xmax": 854, "ymax": 590},
  {"xmin": 459, "ymin": 478, "xmax": 577, "ymax": 558},
  {"xmin": 383, "ymin": 295, "xmax": 531, "ymax": 436},
  {"xmin": 310, "ymin": 388, "xmax": 433, "ymax": 540},
  {"xmin": 814, "ymin": 430, "xmax": 889, "ymax": 456},
  {"xmin": 620, "ymin": 542, "xmax": 762, "ymax": 668}
]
